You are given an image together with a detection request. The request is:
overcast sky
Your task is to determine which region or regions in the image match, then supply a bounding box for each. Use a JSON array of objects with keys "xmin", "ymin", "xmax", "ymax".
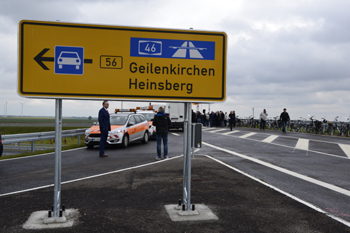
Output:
[{"xmin": 1, "ymin": 0, "xmax": 350, "ymax": 121}]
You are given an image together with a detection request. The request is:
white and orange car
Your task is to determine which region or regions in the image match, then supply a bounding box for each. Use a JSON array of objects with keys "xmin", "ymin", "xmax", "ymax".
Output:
[
  {"xmin": 85, "ymin": 109, "xmax": 150, "ymax": 149},
  {"xmin": 136, "ymin": 106, "xmax": 157, "ymax": 138}
]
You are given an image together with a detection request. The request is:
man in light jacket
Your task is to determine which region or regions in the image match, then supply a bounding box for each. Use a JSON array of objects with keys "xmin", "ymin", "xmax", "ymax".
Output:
[{"xmin": 260, "ymin": 109, "xmax": 268, "ymax": 130}]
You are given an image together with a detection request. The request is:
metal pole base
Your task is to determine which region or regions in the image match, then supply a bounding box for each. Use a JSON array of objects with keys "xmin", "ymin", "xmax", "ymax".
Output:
[{"xmin": 48, "ymin": 204, "xmax": 66, "ymax": 218}]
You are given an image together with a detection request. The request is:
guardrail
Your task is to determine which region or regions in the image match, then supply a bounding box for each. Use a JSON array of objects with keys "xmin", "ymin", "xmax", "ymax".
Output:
[{"xmin": 2, "ymin": 129, "xmax": 87, "ymax": 153}]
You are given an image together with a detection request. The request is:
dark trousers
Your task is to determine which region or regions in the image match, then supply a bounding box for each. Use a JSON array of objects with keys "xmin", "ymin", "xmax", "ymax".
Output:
[
  {"xmin": 282, "ymin": 121, "xmax": 287, "ymax": 132},
  {"xmin": 99, "ymin": 129, "xmax": 108, "ymax": 155},
  {"xmin": 156, "ymin": 133, "xmax": 168, "ymax": 158},
  {"xmin": 229, "ymin": 120, "xmax": 233, "ymax": 131},
  {"xmin": 260, "ymin": 119, "xmax": 266, "ymax": 130}
]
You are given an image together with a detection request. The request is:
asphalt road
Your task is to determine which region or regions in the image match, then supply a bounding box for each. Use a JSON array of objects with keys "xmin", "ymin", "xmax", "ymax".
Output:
[
  {"xmin": 200, "ymin": 127, "xmax": 350, "ymax": 222},
  {"xmin": 1, "ymin": 126, "xmax": 350, "ymax": 232}
]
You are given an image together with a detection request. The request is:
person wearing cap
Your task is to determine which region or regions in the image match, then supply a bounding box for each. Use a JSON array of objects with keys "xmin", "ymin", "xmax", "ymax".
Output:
[
  {"xmin": 153, "ymin": 106, "xmax": 171, "ymax": 160},
  {"xmin": 279, "ymin": 108, "xmax": 290, "ymax": 133},
  {"xmin": 260, "ymin": 109, "xmax": 268, "ymax": 130}
]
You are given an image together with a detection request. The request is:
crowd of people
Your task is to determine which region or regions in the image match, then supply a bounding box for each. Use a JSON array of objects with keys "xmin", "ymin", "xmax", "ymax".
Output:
[
  {"xmin": 192, "ymin": 108, "xmax": 291, "ymax": 133},
  {"xmin": 192, "ymin": 110, "xmax": 237, "ymax": 130}
]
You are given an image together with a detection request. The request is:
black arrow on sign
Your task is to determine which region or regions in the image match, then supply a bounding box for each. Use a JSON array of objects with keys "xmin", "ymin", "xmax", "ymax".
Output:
[
  {"xmin": 34, "ymin": 48, "xmax": 54, "ymax": 70},
  {"xmin": 34, "ymin": 48, "xmax": 93, "ymax": 70}
]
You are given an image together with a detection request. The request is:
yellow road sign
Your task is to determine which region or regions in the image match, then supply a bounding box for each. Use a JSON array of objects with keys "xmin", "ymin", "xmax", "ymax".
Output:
[{"xmin": 19, "ymin": 20, "xmax": 227, "ymax": 102}]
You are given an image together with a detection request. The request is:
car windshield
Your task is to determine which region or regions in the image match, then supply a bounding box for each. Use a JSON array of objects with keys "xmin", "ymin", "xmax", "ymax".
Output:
[
  {"xmin": 60, "ymin": 52, "xmax": 78, "ymax": 58},
  {"xmin": 139, "ymin": 113, "xmax": 154, "ymax": 121},
  {"xmin": 110, "ymin": 115, "xmax": 128, "ymax": 125}
]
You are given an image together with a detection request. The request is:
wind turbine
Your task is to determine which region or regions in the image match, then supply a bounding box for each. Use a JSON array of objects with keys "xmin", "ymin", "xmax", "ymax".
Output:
[{"xmin": 19, "ymin": 102, "xmax": 25, "ymax": 117}]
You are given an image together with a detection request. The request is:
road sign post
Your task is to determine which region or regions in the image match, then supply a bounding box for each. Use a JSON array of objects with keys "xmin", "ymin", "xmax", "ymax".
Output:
[
  {"xmin": 182, "ymin": 103, "xmax": 193, "ymax": 211},
  {"xmin": 53, "ymin": 99, "xmax": 62, "ymax": 218}
]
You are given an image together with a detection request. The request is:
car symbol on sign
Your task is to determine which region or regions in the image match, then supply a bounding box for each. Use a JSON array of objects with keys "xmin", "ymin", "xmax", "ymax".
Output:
[{"xmin": 57, "ymin": 51, "xmax": 81, "ymax": 69}]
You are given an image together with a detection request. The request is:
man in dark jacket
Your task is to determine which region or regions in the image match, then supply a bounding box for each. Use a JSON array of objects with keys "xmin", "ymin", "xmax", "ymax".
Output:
[
  {"xmin": 229, "ymin": 111, "xmax": 235, "ymax": 131},
  {"xmin": 153, "ymin": 107, "xmax": 171, "ymax": 160},
  {"xmin": 210, "ymin": 111, "xmax": 214, "ymax": 127},
  {"xmin": 98, "ymin": 100, "xmax": 111, "ymax": 157},
  {"xmin": 232, "ymin": 111, "xmax": 236, "ymax": 128},
  {"xmin": 214, "ymin": 111, "xmax": 219, "ymax": 127},
  {"xmin": 279, "ymin": 108, "xmax": 290, "ymax": 133},
  {"xmin": 192, "ymin": 110, "xmax": 197, "ymax": 123}
]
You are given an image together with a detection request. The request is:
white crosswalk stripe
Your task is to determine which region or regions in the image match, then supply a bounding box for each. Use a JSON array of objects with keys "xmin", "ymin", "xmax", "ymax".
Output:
[
  {"xmin": 295, "ymin": 139, "xmax": 309, "ymax": 150},
  {"xmin": 209, "ymin": 129, "xmax": 227, "ymax": 133},
  {"xmin": 239, "ymin": 132, "xmax": 256, "ymax": 138},
  {"xmin": 261, "ymin": 135, "xmax": 279, "ymax": 143},
  {"xmin": 222, "ymin": 130, "xmax": 240, "ymax": 135},
  {"xmin": 338, "ymin": 144, "xmax": 350, "ymax": 158}
]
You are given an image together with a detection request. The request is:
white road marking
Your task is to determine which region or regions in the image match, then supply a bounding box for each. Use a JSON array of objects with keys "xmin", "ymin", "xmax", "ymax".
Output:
[
  {"xmin": 239, "ymin": 132, "xmax": 256, "ymax": 138},
  {"xmin": 262, "ymin": 135, "xmax": 278, "ymax": 143},
  {"xmin": 204, "ymin": 154, "xmax": 350, "ymax": 228},
  {"xmin": 339, "ymin": 144, "xmax": 350, "ymax": 158},
  {"xmin": 0, "ymin": 155, "xmax": 183, "ymax": 197},
  {"xmin": 211, "ymin": 130, "xmax": 348, "ymax": 160},
  {"xmin": 203, "ymin": 142, "xmax": 350, "ymax": 197},
  {"xmin": 209, "ymin": 129, "xmax": 227, "ymax": 133},
  {"xmin": 295, "ymin": 139, "xmax": 309, "ymax": 151},
  {"xmin": 171, "ymin": 133, "xmax": 180, "ymax": 136},
  {"xmin": 201, "ymin": 128, "xmax": 212, "ymax": 131},
  {"xmin": 222, "ymin": 130, "xmax": 240, "ymax": 135}
]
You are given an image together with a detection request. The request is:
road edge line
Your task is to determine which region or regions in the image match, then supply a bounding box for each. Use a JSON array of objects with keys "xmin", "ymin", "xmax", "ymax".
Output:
[
  {"xmin": 202, "ymin": 154, "xmax": 350, "ymax": 228},
  {"xmin": 0, "ymin": 155, "xmax": 183, "ymax": 197}
]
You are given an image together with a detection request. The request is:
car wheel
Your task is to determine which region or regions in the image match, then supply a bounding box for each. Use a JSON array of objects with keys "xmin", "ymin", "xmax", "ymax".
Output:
[
  {"xmin": 122, "ymin": 135, "xmax": 129, "ymax": 148},
  {"xmin": 87, "ymin": 144, "xmax": 94, "ymax": 149},
  {"xmin": 142, "ymin": 131, "xmax": 149, "ymax": 144}
]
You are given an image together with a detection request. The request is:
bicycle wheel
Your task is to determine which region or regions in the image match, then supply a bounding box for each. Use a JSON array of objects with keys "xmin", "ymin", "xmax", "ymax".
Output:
[
  {"xmin": 306, "ymin": 126, "xmax": 314, "ymax": 133},
  {"xmin": 327, "ymin": 127, "xmax": 333, "ymax": 136}
]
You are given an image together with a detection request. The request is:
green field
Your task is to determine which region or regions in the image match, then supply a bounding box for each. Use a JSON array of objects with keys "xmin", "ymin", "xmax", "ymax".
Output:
[{"xmin": 0, "ymin": 117, "xmax": 92, "ymax": 160}]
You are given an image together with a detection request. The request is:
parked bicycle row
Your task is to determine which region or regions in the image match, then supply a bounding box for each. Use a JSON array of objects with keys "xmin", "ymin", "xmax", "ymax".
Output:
[
  {"xmin": 192, "ymin": 108, "xmax": 350, "ymax": 137},
  {"xmin": 236, "ymin": 115, "xmax": 350, "ymax": 137}
]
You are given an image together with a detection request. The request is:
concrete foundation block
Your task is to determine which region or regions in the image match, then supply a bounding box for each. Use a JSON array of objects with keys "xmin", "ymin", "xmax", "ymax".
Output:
[
  {"xmin": 23, "ymin": 209, "xmax": 79, "ymax": 229},
  {"xmin": 165, "ymin": 204, "xmax": 218, "ymax": 222}
]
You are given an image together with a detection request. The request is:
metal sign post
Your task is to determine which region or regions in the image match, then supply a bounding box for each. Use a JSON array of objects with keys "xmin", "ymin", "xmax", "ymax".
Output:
[
  {"xmin": 53, "ymin": 99, "xmax": 62, "ymax": 217},
  {"xmin": 182, "ymin": 102, "xmax": 193, "ymax": 211}
]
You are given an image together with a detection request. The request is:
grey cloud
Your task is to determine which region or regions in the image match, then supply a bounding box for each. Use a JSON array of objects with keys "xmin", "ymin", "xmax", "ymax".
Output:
[{"xmin": 0, "ymin": 0, "xmax": 83, "ymax": 24}]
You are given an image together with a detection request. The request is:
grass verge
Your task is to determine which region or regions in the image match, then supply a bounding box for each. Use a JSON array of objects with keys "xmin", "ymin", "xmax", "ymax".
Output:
[
  {"xmin": 0, "ymin": 142, "xmax": 87, "ymax": 160},
  {"xmin": 1, "ymin": 135, "xmax": 87, "ymax": 160}
]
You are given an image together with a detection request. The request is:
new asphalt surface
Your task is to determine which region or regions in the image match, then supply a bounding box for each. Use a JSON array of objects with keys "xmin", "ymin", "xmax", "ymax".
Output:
[
  {"xmin": 2, "ymin": 127, "xmax": 350, "ymax": 232},
  {"xmin": 1, "ymin": 155, "xmax": 350, "ymax": 232}
]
